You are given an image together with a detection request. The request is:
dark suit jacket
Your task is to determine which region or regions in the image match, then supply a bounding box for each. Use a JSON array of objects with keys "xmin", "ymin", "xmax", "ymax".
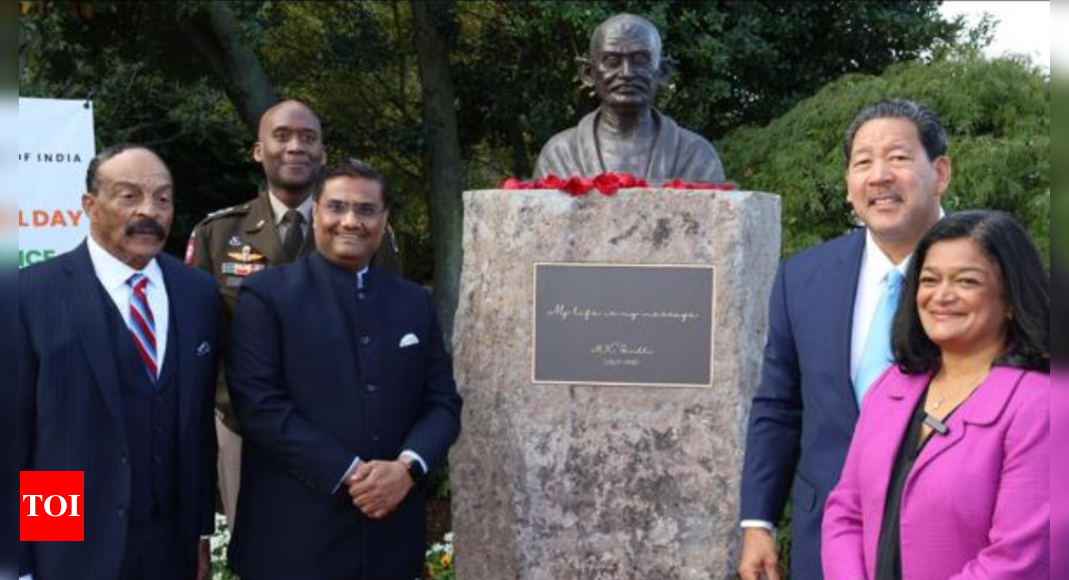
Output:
[
  {"xmin": 18, "ymin": 243, "xmax": 220, "ymax": 580},
  {"xmin": 741, "ymin": 228, "xmax": 866, "ymax": 580},
  {"xmin": 227, "ymin": 252, "xmax": 462, "ymax": 580}
]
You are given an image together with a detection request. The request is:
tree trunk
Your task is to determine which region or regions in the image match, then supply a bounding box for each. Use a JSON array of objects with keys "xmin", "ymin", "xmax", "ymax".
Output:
[
  {"xmin": 411, "ymin": 0, "xmax": 464, "ymax": 343},
  {"xmin": 507, "ymin": 116, "xmax": 532, "ymax": 178},
  {"xmin": 180, "ymin": 2, "xmax": 279, "ymax": 133}
]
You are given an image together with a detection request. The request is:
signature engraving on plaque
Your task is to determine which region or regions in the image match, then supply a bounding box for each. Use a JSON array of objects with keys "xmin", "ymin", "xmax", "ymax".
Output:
[
  {"xmin": 591, "ymin": 342, "xmax": 657, "ymax": 367},
  {"xmin": 591, "ymin": 342, "xmax": 656, "ymax": 356}
]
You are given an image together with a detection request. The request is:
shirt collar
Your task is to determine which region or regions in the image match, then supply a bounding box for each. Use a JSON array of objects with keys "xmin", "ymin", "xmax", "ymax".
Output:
[
  {"xmin": 86, "ymin": 234, "xmax": 164, "ymax": 293},
  {"xmin": 862, "ymin": 231, "xmax": 912, "ymax": 290},
  {"xmin": 864, "ymin": 230, "xmax": 910, "ymax": 274},
  {"xmin": 356, "ymin": 265, "xmax": 370, "ymax": 290},
  {"xmin": 861, "ymin": 207, "xmax": 945, "ymax": 283},
  {"xmin": 268, "ymin": 191, "xmax": 314, "ymax": 226}
]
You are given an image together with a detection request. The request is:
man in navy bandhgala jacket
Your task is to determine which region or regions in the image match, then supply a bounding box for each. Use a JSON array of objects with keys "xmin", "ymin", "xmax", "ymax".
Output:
[
  {"xmin": 19, "ymin": 144, "xmax": 219, "ymax": 580},
  {"xmin": 226, "ymin": 160, "xmax": 462, "ymax": 580}
]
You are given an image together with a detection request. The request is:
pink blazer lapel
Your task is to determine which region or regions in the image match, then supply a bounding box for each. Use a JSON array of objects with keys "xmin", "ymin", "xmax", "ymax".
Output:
[
  {"xmin": 863, "ymin": 369, "xmax": 931, "ymax": 521},
  {"xmin": 909, "ymin": 366, "xmax": 1026, "ymax": 481}
]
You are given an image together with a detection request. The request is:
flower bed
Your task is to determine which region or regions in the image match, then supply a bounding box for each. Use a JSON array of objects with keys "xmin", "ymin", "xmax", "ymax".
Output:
[{"xmin": 425, "ymin": 531, "xmax": 455, "ymax": 580}]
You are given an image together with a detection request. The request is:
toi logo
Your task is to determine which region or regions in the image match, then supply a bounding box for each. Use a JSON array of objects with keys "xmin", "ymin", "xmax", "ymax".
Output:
[{"xmin": 20, "ymin": 471, "xmax": 84, "ymax": 541}]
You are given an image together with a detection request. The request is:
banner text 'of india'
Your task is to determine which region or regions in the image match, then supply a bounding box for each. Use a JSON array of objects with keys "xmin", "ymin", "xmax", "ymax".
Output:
[{"xmin": 18, "ymin": 98, "xmax": 95, "ymax": 268}]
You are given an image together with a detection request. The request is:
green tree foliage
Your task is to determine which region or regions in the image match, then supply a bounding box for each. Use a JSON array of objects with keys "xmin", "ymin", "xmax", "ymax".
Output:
[
  {"xmin": 20, "ymin": 1, "xmax": 968, "ymax": 287},
  {"xmin": 249, "ymin": 2, "xmax": 437, "ymax": 280},
  {"xmin": 18, "ymin": 1, "xmax": 258, "ymax": 255},
  {"xmin": 1051, "ymin": 78, "xmax": 1067, "ymax": 259},
  {"xmin": 451, "ymin": 1, "xmax": 961, "ymax": 180},
  {"xmin": 720, "ymin": 54, "xmax": 1050, "ymax": 262}
]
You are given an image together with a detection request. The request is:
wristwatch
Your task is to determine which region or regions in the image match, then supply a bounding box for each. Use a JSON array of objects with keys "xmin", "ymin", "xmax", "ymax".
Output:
[{"xmin": 405, "ymin": 459, "xmax": 426, "ymax": 485}]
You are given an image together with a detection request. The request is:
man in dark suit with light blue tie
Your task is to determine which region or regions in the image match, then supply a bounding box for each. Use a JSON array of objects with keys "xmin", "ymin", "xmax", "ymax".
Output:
[
  {"xmin": 19, "ymin": 144, "xmax": 220, "ymax": 580},
  {"xmin": 226, "ymin": 159, "xmax": 462, "ymax": 580},
  {"xmin": 737, "ymin": 100, "xmax": 953, "ymax": 580}
]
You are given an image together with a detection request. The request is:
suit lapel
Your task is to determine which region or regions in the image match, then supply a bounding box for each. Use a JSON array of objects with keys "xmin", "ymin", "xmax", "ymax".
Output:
[
  {"xmin": 909, "ymin": 367, "xmax": 1025, "ymax": 481},
  {"xmin": 159, "ymin": 257, "xmax": 198, "ymax": 437},
  {"xmin": 868, "ymin": 371, "xmax": 930, "ymax": 514},
  {"xmin": 835, "ymin": 229, "xmax": 867, "ymax": 417},
  {"xmin": 243, "ymin": 193, "xmax": 286, "ymax": 264},
  {"xmin": 66, "ymin": 243, "xmax": 127, "ymax": 439}
]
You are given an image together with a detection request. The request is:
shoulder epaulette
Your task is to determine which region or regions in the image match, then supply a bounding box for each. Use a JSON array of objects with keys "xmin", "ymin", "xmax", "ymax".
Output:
[{"xmin": 199, "ymin": 203, "xmax": 252, "ymax": 225}]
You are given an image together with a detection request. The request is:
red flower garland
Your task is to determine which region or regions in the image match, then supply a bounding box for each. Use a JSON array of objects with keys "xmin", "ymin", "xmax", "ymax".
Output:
[{"xmin": 500, "ymin": 173, "xmax": 737, "ymax": 197}]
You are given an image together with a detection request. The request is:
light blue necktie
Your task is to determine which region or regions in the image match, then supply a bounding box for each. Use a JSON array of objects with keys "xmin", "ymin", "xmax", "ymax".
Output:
[{"xmin": 854, "ymin": 269, "xmax": 904, "ymax": 405}]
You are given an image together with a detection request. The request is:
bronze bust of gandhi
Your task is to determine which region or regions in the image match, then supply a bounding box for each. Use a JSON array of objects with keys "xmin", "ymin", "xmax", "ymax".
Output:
[{"xmin": 534, "ymin": 13, "xmax": 725, "ymax": 184}]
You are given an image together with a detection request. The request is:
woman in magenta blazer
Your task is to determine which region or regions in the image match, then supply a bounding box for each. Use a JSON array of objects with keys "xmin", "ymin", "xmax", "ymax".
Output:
[
  {"xmin": 1050, "ymin": 256, "xmax": 1067, "ymax": 580},
  {"xmin": 822, "ymin": 210, "xmax": 1049, "ymax": 580}
]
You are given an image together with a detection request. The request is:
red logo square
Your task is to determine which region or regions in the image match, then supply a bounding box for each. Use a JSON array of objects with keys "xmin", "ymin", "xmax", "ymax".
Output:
[{"xmin": 20, "ymin": 471, "xmax": 84, "ymax": 541}]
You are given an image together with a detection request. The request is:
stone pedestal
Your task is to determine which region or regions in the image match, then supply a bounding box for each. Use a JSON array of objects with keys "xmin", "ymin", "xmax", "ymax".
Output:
[{"xmin": 451, "ymin": 189, "xmax": 781, "ymax": 580}]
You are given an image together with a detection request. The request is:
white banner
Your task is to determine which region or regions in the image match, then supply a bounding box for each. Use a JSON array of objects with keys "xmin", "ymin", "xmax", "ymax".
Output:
[
  {"xmin": 18, "ymin": 97, "xmax": 96, "ymax": 268},
  {"xmin": 1, "ymin": 100, "xmax": 16, "ymax": 265}
]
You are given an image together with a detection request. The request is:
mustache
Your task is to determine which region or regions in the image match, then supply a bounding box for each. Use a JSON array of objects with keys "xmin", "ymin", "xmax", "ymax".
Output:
[
  {"xmin": 124, "ymin": 218, "xmax": 167, "ymax": 239},
  {"xmin": 610, "ymin": 80, "xmax": 650, "ymax": 91},
  {"xmin": 869, "ymin": 188, "xmax": 904, "ymax": 204}
]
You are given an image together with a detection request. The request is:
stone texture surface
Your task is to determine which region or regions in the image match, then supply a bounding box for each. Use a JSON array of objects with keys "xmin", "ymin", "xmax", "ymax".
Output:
[{"xmin": 451, "ymin": 189, "xmax": 781, "ymax": 580}]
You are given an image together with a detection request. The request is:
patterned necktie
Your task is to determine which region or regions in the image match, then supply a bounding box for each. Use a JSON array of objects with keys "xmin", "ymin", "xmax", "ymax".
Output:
[
  {"xmin": 127, "ymin": 273, "xmax": 158, "ymax": 382},
  {"xmin": 854, "ymin": 269, "xmax": 904, "ymax": 405},
  {"xmin": 281, "ymin": 209, "xmax": 305, "ymax": 262}
]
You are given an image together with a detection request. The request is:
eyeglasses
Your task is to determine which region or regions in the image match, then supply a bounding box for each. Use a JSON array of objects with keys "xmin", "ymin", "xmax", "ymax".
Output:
[{"xmin": 318, "ymin": 201, "xmax": 385, "ymax": 221}]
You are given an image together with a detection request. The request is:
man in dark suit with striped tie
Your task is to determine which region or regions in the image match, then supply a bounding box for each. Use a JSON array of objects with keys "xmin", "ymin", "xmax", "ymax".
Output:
[{"xmin": 19, "ymin": 144, "xmax": 220, "ymax": 580}]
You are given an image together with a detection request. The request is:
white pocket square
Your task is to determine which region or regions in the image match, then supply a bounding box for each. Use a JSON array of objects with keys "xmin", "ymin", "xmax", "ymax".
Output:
[
  {"xmin": 196, "ymin": 341, "xmax": 212, "ymax": 357},
  {"xmin": 399, "ymin": 333, "xmax": 420, "ymax": 348}
]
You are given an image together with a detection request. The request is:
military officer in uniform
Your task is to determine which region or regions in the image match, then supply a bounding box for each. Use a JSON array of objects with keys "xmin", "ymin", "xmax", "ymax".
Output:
[{"xmin": 187, "ymin": 99, "xmax": 401, "ymax": 531}]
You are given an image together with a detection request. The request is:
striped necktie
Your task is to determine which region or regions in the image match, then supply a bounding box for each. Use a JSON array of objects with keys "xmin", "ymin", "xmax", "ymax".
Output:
[{"xmin": 127, "ymin": 273, "xmax": 158, "ymax": 382}]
